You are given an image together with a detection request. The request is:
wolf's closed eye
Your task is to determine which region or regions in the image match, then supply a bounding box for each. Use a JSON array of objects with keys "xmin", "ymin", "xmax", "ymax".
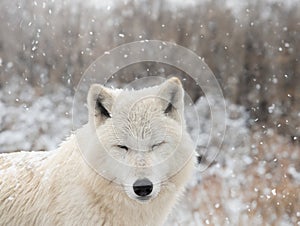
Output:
[
  {"xmin": 117, "ymin": 145, "xmax": 129, "ymax": 151},
  {"xmin": 151, "ymin": 141, "xmax": 165, "ymax": 151}
]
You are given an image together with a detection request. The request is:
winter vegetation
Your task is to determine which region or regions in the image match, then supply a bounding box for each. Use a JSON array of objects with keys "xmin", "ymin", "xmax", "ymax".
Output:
[{"xmin": 0, "ymin": 0, "xmax": 299, "ymax": 225}]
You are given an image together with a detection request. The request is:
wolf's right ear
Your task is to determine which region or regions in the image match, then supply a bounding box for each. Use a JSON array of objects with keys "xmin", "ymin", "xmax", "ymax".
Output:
[
  {"xmin": 87, "ymin": 84, "xmax": 114, "ymax": 125},
  {"xmin": 158, "ymin": 77, "xmax": 184, "ymax": 122}
]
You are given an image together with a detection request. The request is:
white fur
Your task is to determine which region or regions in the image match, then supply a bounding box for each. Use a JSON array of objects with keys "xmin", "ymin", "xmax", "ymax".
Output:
[{"xmin": 0, "ymin": 77, "xmax": 196, "ymax": 225}]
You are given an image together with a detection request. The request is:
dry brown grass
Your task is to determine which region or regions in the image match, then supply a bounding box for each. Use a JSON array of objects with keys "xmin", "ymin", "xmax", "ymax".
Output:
[{"xmin": 181, "ymin": 132, "xmax": 300, "ymax": 225}]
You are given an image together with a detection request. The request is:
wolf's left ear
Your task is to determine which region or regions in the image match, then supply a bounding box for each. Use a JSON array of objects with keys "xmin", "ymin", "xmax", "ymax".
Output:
[
  {"xmin": 158, "ymin": 77, "xmax": 184, "ymax": 121},
  {"xmin": 87, "ymin": 84, "xmax": 114, "ymax": 125}
]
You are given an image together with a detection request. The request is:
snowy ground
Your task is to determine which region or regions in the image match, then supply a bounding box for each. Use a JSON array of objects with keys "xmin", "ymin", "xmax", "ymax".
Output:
[{"xmin": 0, "ymin": 76, "xmax": 299, "ymax": 225}]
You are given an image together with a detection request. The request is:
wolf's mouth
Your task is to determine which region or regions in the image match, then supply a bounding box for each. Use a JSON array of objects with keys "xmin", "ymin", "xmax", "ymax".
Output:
[{"xmin": 136, "ymin": 195, "xmax": 152, "ymax": 202}]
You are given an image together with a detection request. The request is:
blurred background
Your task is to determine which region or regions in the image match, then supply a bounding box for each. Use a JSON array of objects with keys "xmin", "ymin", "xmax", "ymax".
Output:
[{"xmin": 0, "ymin": 0, "xmax": 299, "ymax": 225}]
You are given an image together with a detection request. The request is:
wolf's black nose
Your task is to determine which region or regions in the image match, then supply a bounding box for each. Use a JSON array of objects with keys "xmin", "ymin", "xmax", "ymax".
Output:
[{"xmin": 133, "ymin": 178, "xmax": 153, "ymax": 197}]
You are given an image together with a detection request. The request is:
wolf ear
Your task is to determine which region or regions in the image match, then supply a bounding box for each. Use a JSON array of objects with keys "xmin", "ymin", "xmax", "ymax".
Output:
[
  {"xmin": 87, "ymin": 84, "xmax": 114, "ymax": 125},
  {"xmin": 158, "ymin": 77, "xmax": 184, "ymax": 121}
]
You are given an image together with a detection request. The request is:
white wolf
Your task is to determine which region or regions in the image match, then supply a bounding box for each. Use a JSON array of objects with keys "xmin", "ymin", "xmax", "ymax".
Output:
[{"xmin": 0, "ymin": 77, "xmax": 195, "ymax": 225}]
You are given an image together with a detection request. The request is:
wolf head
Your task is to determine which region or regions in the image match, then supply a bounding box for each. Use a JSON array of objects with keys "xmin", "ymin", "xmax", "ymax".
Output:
[{"xmin": 81, "ymin": 77, "xmax": 195, "ymax": 202}]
